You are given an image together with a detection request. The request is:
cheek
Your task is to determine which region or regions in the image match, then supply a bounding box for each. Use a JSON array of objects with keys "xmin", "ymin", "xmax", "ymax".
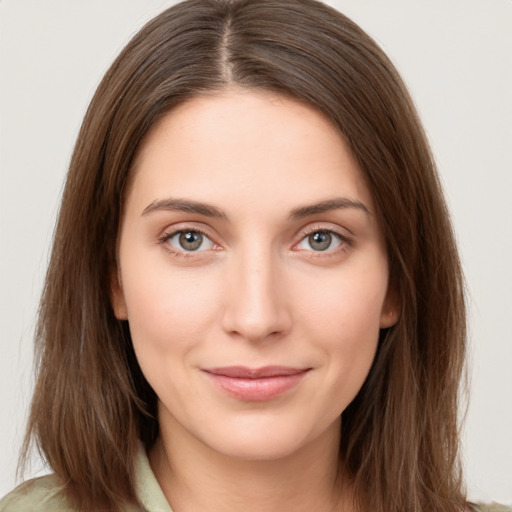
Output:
[
  {"xmin": 297, "ymin": 259, "xmax": 388, "ymax": 339},
  {"xmin": 121, "ymin": 265, "xmax": 225, "ymax": 412},
  {"xmin": 294, "ymin": 262, "xmax": 387, "ymax": 396},
  {"xmin": 120, "ymin": 255, "xmax": 223, "ymax": 363}
]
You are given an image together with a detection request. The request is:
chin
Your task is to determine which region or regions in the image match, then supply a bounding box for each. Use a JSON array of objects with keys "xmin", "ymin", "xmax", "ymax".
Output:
[
  {"xmin": 194, "ymin": 412, "xmax": 340, "ymax": 462},
  {"xmin": 208, "ymin": 434, "xmax": 311, "ymax": 462}
]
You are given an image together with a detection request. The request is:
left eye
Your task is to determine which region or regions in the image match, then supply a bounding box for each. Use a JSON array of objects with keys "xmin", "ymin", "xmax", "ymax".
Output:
[
  {"xmin": 296, "ymin": 230, "xmax": 343, "ymax": 252},
  {"xmin": 166, "ymin": 230, "xmax": 215, "ymax": 252}
]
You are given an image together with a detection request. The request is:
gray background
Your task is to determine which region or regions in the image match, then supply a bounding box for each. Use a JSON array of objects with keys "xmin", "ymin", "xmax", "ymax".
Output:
[{"xmin": 1, "ymin": 0, "xmax": 511, "ymax": 502}]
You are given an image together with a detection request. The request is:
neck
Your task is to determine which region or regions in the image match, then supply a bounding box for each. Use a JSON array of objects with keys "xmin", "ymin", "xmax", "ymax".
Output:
[{"xmin": 149, "ymin": 413, "xmax": 354, "ymax": 512}]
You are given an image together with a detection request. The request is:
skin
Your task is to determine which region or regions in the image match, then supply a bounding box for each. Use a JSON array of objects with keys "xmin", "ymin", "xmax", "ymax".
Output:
[{"xmin": 112, "ymin": 89, "xmax": 398, "ymax": 512}]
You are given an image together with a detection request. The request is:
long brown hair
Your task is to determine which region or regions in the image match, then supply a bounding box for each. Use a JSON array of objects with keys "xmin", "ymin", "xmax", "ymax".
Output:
[{"xmin": 22, "ymin": 1, "xmax": 467, "ymax": 510}]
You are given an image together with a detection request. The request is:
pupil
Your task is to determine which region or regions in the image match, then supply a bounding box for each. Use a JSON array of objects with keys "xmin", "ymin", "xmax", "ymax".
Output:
[
  {"xmin": 309, "ymin": 231, "xmax": 331, "ymax": 251},
  {"xmin": 179, "ymin": 231, "xmax": 202, "ymax": 251}
]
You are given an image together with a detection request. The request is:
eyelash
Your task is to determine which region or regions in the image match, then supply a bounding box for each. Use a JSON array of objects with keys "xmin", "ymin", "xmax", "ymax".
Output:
[{"xmin": 158, "ymin": 225, "xmax": 353, "ymax": 259}]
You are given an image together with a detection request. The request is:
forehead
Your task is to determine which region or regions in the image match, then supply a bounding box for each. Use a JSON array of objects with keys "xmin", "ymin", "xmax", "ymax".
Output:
[{"xmin": 126, "ymin": 89, "xmax": 374, "ymax": 216}]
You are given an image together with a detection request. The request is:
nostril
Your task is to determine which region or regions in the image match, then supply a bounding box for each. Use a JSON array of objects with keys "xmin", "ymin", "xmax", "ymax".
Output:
[{"xmin": 221, "ymin": 303, "xmax": 291, "ymax": 343}]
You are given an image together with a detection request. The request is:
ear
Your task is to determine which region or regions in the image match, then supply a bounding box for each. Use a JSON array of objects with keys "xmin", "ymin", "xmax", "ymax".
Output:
[
  {"xmin": 379, "ymin": 285, "xmax": 400, "ymax": 329},
  {"xmin": 110, "ymin": 268, "xmax": 128, "ymax": 320}
]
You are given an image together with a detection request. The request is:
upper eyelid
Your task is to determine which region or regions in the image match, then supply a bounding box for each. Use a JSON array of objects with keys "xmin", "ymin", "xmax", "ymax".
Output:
[
  {"xmin": 162, "ymin": 227, "xmax": 213, "ymax": 241},
  {"xmin": 297, "ymin": 222, "xmax": 353, "ymax": 240},
  {"xmin": 160, "ymin": 222, "xmax": 216, "ymax": 239}
]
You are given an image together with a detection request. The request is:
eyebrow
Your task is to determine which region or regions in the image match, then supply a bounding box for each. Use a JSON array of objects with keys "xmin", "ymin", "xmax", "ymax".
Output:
[
  {"xmin": 141, "ymin": 196, "xmax": 370, "ymax": 219},
  {"xmin": 142, "ymin": 198, "xmax": 228, "ymax": 219},
  {"xmin": 289, "ymin": 197, "xmax": 371, "ymax": 219}
]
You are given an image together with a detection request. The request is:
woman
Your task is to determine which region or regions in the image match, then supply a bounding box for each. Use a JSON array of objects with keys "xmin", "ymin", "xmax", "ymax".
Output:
[{"xmin": 0, "ymin": 0, "xmax": 509, "ymax": 511}]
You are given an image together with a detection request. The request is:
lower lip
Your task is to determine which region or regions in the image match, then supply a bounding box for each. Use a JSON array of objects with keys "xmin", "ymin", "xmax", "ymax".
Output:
[{"xmin": 203, "ymin": 371, "xmax": 309, "ymax": 401}]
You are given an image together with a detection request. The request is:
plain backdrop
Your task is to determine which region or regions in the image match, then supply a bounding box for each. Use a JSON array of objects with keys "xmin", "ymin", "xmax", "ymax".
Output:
[{"xmin": 1, "ymin": 0, "xmax": 511, "ymax": 502}]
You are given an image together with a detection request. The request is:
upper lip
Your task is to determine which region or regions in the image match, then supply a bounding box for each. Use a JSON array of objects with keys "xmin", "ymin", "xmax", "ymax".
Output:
[{"xmin": 203, "ymin": 366, "xmax": 310, "ymax": 379}]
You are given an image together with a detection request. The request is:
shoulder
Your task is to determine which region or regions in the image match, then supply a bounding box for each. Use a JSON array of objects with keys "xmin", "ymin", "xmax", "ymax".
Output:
[
  {"xmin": 0, "ymin": 474, "xmax": 72, "ymax": 512},
  {"xmin": 471, "ymin": 503, "xmax": 512, "ymax": 512}
]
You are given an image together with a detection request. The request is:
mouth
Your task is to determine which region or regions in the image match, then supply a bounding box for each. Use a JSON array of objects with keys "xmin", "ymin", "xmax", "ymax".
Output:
[{"xmin": 201, "ymin": 366, "xmax": 311, "ymax": 401}]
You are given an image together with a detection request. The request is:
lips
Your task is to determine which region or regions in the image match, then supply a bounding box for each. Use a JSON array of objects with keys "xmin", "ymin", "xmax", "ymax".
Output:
[{"xmin": 202, "ymin": 366, "xmax": 310, "ymax": 401}]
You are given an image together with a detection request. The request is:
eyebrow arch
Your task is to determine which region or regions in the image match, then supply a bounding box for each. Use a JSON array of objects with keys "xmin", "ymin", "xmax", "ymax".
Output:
[
  {"xmin": 289, "ymin": 197, "xmax": 371, "ymax": 219},
  {"xmin": 142, "ymin": 198, "xmax": 228, "ymax": 219}
]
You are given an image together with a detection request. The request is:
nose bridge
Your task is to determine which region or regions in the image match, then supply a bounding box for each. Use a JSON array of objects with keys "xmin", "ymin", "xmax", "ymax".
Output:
[{"xmin": 222, "ymin": 241, "xmax": 290, "ymax": 341}]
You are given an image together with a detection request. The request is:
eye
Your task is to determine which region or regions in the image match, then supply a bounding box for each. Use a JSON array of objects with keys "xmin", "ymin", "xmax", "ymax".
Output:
[
  {"xmin": 296, "ymin": 230, "xmax": 344, "ymax": 252},
  {"xmin": 165, "ymin": 230, "xmax": 215, "ymax": 252}
]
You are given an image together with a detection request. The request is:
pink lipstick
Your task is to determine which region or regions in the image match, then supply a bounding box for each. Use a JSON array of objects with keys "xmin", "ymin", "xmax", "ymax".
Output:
[{"xmin": 202, "ymin": 366, "xmax": 310, "ymax": 401}]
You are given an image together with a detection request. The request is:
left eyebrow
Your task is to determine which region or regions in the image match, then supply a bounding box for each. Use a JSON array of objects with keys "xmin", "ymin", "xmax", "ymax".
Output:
[{"xmin": 288, "ymin": 197, "xmax": 371, "ymax": 219}]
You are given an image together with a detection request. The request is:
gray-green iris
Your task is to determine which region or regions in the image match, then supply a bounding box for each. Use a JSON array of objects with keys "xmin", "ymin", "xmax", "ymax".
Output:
[
  {"xmin": 179, "ymin": 231, "xmax": 203, "ymax": 251},
  {"xmin": 309, "ymin": 231, "xmax": 332, "ymax": 251}
]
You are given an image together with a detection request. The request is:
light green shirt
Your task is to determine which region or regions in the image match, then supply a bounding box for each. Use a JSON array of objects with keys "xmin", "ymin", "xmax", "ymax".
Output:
[
  {"xmin": 0, "ymin": 445, "xmax": 171, "ymax": 512},
  {"xmin": 0, "ymin": 446, "xmax": 510, "ymax": 511}
]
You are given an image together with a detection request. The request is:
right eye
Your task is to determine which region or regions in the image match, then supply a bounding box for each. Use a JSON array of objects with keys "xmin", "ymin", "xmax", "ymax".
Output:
[{"xmin": 163, "ymin": 230, "xmax": 215, "ymax": 252}]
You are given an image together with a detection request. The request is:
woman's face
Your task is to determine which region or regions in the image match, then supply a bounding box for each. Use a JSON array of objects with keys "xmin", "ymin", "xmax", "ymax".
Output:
[{"xmin": 113, "ymin": 90, "xmax": 397, "ymax": 461}]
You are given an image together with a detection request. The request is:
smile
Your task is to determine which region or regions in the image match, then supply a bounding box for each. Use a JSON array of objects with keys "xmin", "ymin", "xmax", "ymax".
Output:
[{"xmin": 201, "ymin": 366, "xmax": 311, "ymax": 401}]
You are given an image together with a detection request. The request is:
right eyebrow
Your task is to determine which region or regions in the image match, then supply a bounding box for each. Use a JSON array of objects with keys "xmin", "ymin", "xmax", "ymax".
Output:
[{"xmin": 141, "ymin": 198, "xmax": 229, "ymax": 219}]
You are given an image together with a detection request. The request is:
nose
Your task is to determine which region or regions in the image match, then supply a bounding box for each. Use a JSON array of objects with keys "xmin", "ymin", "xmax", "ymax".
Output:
[{"xmin": 221, "ymin": 248, "xmax": 292, "ymax": 343}]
